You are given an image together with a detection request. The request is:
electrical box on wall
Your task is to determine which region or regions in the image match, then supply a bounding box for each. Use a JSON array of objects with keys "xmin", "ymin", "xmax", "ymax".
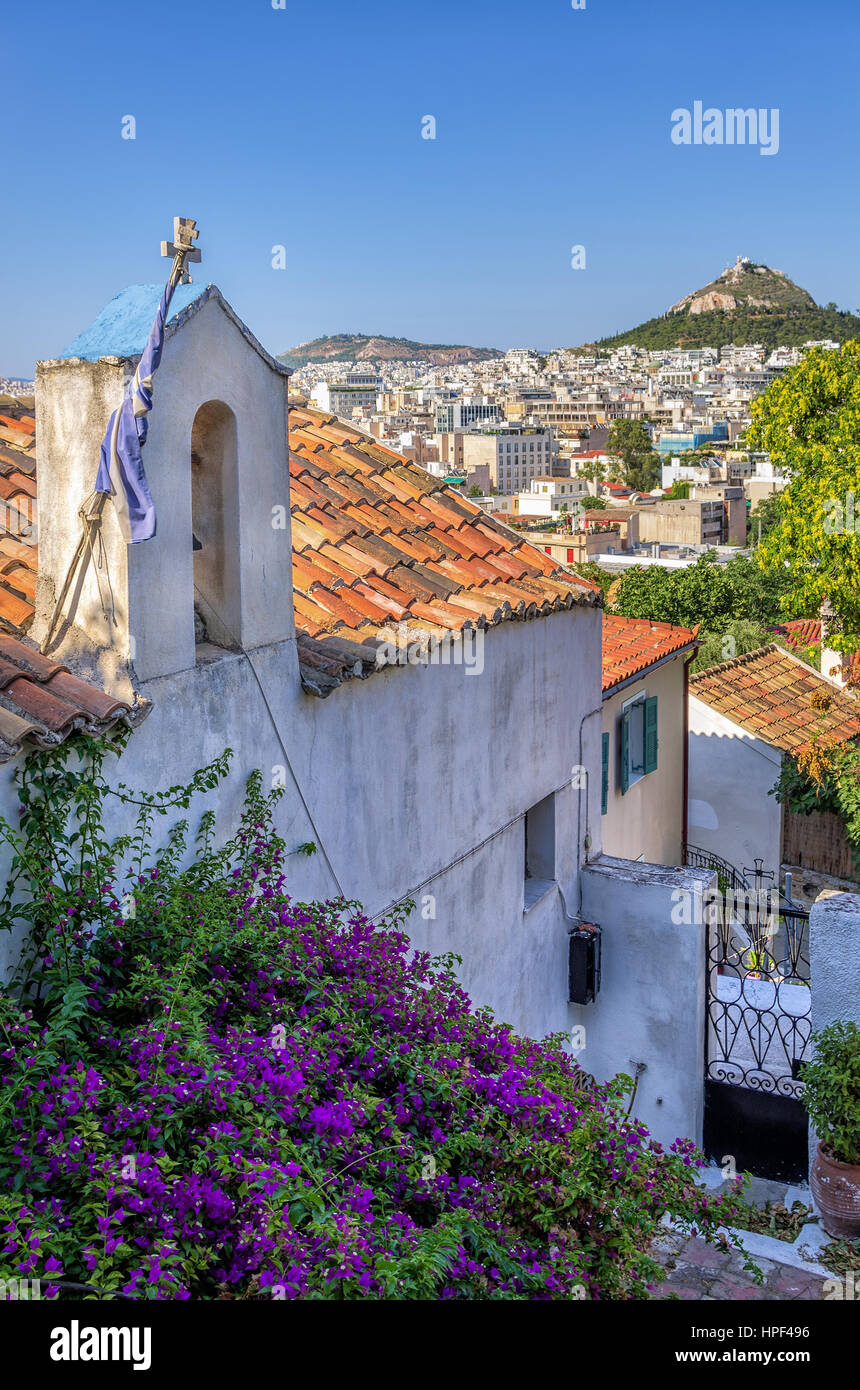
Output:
[{"xmin": 568, "ymin": 923, "xmax": 602, "ymax": 1005}]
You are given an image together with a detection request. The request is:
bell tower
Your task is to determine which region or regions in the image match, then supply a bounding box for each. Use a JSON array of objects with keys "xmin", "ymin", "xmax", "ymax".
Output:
[{"xmin": 32, "ymin": 226, "xmax": 294, "ymax": 686}]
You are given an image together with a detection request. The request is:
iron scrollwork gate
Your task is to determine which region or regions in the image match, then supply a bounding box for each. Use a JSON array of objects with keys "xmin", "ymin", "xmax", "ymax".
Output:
[{"xmin": 687, "ymin": 848, "xmax": 812, "ymax": 1182}]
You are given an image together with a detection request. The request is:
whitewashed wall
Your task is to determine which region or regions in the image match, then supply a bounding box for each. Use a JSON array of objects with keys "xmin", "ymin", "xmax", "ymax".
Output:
[{"xmin": 688, "ymin": 696, "xmax": 783, "ymax": 879}]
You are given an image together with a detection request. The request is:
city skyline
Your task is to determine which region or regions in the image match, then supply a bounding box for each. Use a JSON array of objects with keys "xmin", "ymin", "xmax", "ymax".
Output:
[{"xmin": 2, "ymin": 0, "xmax": 859, "ymax": 374}]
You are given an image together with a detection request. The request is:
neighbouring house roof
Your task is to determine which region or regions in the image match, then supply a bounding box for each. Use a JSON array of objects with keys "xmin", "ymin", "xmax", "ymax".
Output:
[
  {"xmin": 602, "ymin": 614, "xmax": 698, "ymax": 694},
  {"xmin": 0, "ymin": 396, "xmax": 38, "ymax": 631},
  {"xmin": 776, "ymin": 616, "xmax": 860, "ymax": 686},
  {"xmin": 288, "ymin": 408, "xmax": 602, "ymax": 695},
  {"xmin": 780, "ymin": 617, "xmax": 822, "ymax": 648},
  {"xmin": 690, "ymin": 644, "xmax": 860, "ymax": 755},
  {"xmin": 0, "ymin": 402, "xmax": 149, "ymax": 761},
  {"xmin": 0, "ymin": 634, "xmax": 148, "ymax": 762}
]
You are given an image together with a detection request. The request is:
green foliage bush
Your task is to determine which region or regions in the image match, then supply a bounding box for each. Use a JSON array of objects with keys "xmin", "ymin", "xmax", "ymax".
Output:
[
  {"xmin": 614, "ymin": 553, "xmax": 792, "ymax": 634},
  {"xmin": 802, "ymin": 1022, "xmax": 860, "ymax": 1165}
]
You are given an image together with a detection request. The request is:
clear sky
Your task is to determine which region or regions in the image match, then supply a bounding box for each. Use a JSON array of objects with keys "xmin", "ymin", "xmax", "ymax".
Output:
[{"xmin": 2, "ymin": 0, "xmax": 859, "ymax": 375}]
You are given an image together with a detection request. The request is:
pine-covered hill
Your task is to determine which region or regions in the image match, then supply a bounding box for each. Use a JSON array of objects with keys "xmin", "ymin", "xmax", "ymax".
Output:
[
  {"xmin": 599, "ymin": 303, "xmax": 860, "ymax": 351},
  {"xmin": 598, "ymin": 259, "xmax": 860, "ymax": 350}
]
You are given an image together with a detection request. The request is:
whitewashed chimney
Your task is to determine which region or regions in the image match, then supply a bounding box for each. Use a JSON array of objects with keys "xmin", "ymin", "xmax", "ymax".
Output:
[{"xmin": 820, "ymin": 597, "xmax": 848, "ymax": 687}]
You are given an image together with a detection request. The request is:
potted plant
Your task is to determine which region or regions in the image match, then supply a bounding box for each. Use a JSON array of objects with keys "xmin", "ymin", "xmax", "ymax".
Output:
[{"xmin": 802, "ymin": 1021, "xmax": 860, "ymax": 1237}]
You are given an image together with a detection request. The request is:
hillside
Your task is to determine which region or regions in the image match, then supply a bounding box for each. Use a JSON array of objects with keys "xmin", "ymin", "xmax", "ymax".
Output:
[
  {"xmin": 598, "ymin": 257, "xmax": 860, "ymax": 350},
  {"xmin": 279, "ymin": 333, "xmax": 502, "ymax": 368}
]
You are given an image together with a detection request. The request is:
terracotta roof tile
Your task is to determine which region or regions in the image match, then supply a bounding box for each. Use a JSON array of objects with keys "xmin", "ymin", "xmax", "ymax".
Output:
[
  {"xmin": 0, "ymin": 409, "xmax": 144, "ymax": 762},
  {"xmin": 776, "ymin": 618, "xmax": 859, "ymax": 673},
  {"xmin": 355, "ymin": 580, "xmax": 409, "ymax": 619},
  {"xmin": 690, "ymin": 644, "xmax": 860, "ymax": 754},
  {"xmin": 0, "ymin": 632, "xmax": 146, "ymax": 754},
  {"xmin": 286, "ymin": 406, "xmax": 600, "ymax": 695},
  {"xmin": 316, "ymin": 544, "xmax": 373, "ymax": 583},
  {"xmin": 602, "ymin": 615, "xmax": 698, "ymax": 693},
  {"xmin": 0, "ymin": 588, "xmax": 34, "ymax": 629}
]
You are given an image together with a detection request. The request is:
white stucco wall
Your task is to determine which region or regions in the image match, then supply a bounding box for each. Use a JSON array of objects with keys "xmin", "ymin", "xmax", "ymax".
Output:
[
  {"xmin": 688, "ymin": 696, "xmax": 783, "ymax": 880},
  {"xmin": 577, "ymin": 856, "xmax": 713, "ymax": 1148},
  {"xmin": 601, "ymin": 655, "xmax": 688, "ymax": 867},
  {"xmin": 808, "ymin": 891, "xmax": 860, "ymax": 1176},
  {"xmin": 0, "ymin": 606, "xmax": 605, "ymax": 1041}
]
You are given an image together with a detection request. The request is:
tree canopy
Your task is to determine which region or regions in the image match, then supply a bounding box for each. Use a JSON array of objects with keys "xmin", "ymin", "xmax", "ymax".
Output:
[
  {"xmin": 748, "ymin": 342, "xmax": 860, "ymax": 648},
  {"xmin": 612, "ymin": 553, "xmax": 792, "ymax": 634},
  {"xmin": 606, "ymin": 421, "xmax": 661, "ymax": 492}
]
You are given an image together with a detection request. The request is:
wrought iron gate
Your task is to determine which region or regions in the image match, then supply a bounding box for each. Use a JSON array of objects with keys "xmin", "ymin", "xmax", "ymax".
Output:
[{"xmin": 686, "ymin": 848, "xmax": 812, "ymax": 1182}]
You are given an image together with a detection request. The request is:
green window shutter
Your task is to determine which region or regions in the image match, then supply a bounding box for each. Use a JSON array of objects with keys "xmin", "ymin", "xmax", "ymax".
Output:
[
  {"xmin": 601, "ymin": 732, "xmax": 609, "ymax": 815},
  {"xmin": 620, "ymin": 711, "xmax": 629, "ymax": 795},
  {"xmin": 644, "ymin": 696, "xmax": 659, "ymax": 774}
]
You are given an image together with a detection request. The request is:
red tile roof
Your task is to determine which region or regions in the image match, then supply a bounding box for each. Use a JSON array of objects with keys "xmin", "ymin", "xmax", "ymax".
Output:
[
  {"xmin": 689, "ymin": 644, "xmax": 860, "ymax": 754},
  {"xmin": 289, "ymin": 408, "xmax": 601, "ymax": 695},
  {"xmin": 0, "ymin": 634, "xmax": 148, "ymax": 761},
  {"xmin": 9, "ymin": 400, "xmax": 600, "ymax": 711},
  {"xmin": 602, "ymin": 615, "xmax": 698, "ymax": 693},
  {"xmin": 776, "ymin": 618, "xmax": 860, "ymax": 684},
  {"xmin": 0, "ymin": 396, "xmax": 37, "ymax": 633},
  {"xmin": 0, "ymin": 395, "xmax": 150, "ymax": 760},
  {"xmin": 781, "ymin": 617, "xmax": 823, "ymax": 648}
]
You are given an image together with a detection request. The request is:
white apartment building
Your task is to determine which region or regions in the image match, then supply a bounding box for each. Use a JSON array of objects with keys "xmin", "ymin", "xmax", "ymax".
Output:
[
  {"xmin": 460, "ymin": 423, "xmax": 553, "ymax": 495},
  {"xmin": 435, "ymin": 396, "xmax": 501, "ymax": 432},
  {"xmin": 311, "ymin": 366, "xmax": 382, "ymax": 416},
  {"xmin": 504, "ymin": 348, "xmax": 542, "ymax": 373},
  {"xmin": 517, "ymin": 476, "xmax": 590, "ymax": 518}
]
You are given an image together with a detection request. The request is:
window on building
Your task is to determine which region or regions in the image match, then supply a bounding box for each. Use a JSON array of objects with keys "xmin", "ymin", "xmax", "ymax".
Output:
[
  {"xmin": 601, "ymin": 732, "xmax": 610, "ymax": 813},
  {"xmin": 524, "ymin": 792, "xmax": 556, "ymax": 909},
  {"xmin": 620, "ymin": 694, "xmax": 658, "ymax": 794}
]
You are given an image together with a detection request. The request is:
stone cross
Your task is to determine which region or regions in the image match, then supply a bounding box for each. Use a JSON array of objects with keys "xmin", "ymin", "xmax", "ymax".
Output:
[{"xmin": 161, "ymin": 217, "xmax": 202, "ymax": 284}]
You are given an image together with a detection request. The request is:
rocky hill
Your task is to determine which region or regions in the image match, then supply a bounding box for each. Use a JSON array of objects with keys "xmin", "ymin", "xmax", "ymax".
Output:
[
  {"xmin": 278, "ymin": 333, "xmax": 502, "ymax": 369},
  {"xmin": 598, "ymin": 258, "xmax": 860, "ymax": 350}
]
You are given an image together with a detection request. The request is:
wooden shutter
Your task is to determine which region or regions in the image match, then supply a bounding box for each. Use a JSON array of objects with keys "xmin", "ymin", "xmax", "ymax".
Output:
[
  {"xmin": 644, "ymin": 696, "xmax": 659, "ymax": 774},
  {"xmin": 601, "ymin": 732, "xmax": 609, "ymax": 814},
  {"xmin": 620, "ymin": 711, "xmax": 629, "ymax": 795}
]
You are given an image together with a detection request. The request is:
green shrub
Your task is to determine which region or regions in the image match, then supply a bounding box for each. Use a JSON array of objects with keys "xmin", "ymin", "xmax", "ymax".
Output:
[{"xmin": 802, "ymin": 1022, "xmax": 860, "ymax": 1164}]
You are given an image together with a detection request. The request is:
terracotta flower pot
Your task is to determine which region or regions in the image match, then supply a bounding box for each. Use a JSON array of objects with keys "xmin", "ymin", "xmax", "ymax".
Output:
[{"xmin": 810, "ymin": 1142, "xmax": 860, "ymax": 1239}]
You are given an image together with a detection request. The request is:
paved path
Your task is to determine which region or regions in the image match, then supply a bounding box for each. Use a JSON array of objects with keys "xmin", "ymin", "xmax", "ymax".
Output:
[{"xmin": 653, "ymin": 1230, "xmax": 828, "ymax": 1301}]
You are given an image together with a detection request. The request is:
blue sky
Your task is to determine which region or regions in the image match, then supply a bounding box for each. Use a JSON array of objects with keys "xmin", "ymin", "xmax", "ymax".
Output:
[{"xmin": 2, "ymin": 0, "xmax": 859, "ymax": 374}]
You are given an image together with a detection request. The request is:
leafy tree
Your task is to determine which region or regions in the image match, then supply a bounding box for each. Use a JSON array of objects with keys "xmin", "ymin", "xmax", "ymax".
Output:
[
  {"xmin": 572, "ymin": 561, "xmax": 614, "ymax": 596},
  {"xmin": 606, "ymin": 421, "xmax": 661, "ymax": 492},
  {"xmin": 748, "ymin": 490, "xmax": 784, "ymax": 545},
  {"xmin": 613, "ymin": 553, "xmax": 791, "ymax": 633},
  {"xmin": 691, "ymin": 619, "xmax": 770, "ymax": 674},
  {"xmin": 747, "ymin": 343, "xmax": 860, "ymax": 649},
  {"xmin": 598, "ymin": 304, "xmax": 860, "ymax": 352},
  {"xmin": 583, "ymin": 495, "xmax": 609, "ymax": 511},
  {"xmin": 723, "ymin": 553, "xmax": 794, "ymax": 628},
  {"xmin": 467, "ymin": 484, "xmax": 482, "ymax": 497},
  {"xmin": 575, "ymin": 455, "xmax": 607, "ymax": 490},
  {"xmin": 665, "ymin": 479, "xmax": 691, "ymax": 500}
]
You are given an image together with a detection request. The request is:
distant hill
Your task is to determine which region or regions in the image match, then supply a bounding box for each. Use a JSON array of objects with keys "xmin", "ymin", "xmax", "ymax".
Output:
[
  {"xmin": 598, "ymin": 257, "xmax": 860, "ymax": 350},
  {"xmin": 278, "ymin": 333, "xmax": 503, "ymax": 368}
]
